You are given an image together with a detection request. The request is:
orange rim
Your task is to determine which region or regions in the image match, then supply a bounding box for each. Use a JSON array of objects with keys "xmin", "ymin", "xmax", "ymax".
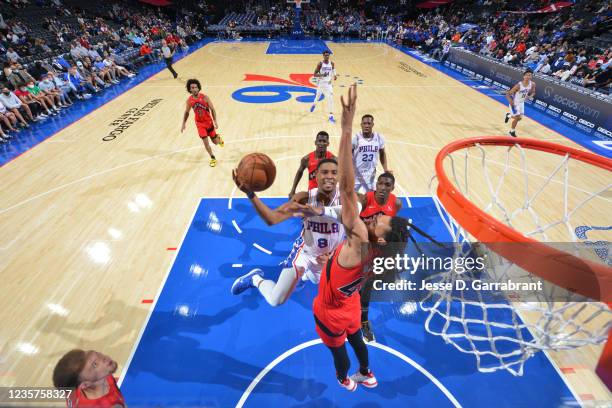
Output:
[{"xmin": 435, "ymin": 136, "xmax": 612, "ymax": 302}]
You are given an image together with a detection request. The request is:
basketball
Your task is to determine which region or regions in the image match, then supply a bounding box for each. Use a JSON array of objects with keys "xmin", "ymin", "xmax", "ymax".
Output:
[{"xmin": 234, "ymin": 153, "xmax": 276, "ymax": 192}]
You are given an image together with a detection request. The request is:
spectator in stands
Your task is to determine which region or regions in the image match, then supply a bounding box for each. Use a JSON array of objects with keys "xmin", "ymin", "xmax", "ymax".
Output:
[
  {"xmin": 16, "ymin": 83, "xmax": 54, "ymax": 117},
  {"xmin": 6, "ymin": 47, "xmax": 21, "ymax": 62},
  {"xmin": 3, "ymin": 61, "xmax": 34, "ymax": 88},
  {"xmin": 0, "ymin": 102, "xmax": 20, "ymax": 135},
  {"xmin": 39, "ymin": 73, "xmax": 72, "ymax": 107},
  {"xmin": 91, "ymin": 57, "xmax": 118, "ymax": 85},
  {"xmin": 584, "ymin": 64, "xmax": 611, "ymax": 89},
  {"xmin": 76, "ymin": 60, "xmax": 105, "ymax": 91},
  {"xmin": 535, "ymin": 57, "xmax": 551, "ymax": 74},
  {"xmin": 104, "ymin": 54, "xmax": 136, "ymax": 79},
  {"xmin": 140, "ymin": 42, "xmax": 156, "ymax": 64},
  {"xmin": 0, "ymin": 86, "xmax": 36, "ymax": 125},
  {"xmin": 50, "ymin": 71, "xmax": 81, "ymax": 100},
  {"xmin": 66, "ymin": 66, "xmax": 95, "ymax": 98}
]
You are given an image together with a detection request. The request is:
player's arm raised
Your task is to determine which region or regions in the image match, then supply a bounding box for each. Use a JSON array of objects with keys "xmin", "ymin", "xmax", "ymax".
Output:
[
  {"xmin": 180, "ymin": 100, "xmax": 190, "ymax": 132},
  {"xmin": 338, "ymin": 84, "xmax": 367, "ymax": 241},
  {"xmin": 289, "ymin": 155, "xmax": 309, "ymax": 198},
  {"xmin": 204, "ymin": 95, "xmax": 218, "ymax": 129}
]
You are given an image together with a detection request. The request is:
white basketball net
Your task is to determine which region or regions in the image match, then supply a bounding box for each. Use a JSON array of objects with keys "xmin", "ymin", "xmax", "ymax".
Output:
[{"xmin": 421, "ymin": 141, "xmax": 612, "ymax": 376}]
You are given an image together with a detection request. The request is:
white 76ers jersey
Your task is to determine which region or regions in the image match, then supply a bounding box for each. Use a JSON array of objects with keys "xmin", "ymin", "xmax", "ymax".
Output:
[
  {"xmin": 513, "ymin": 80, "xmax": 533, "ymax": 105},
  {"xmin": 318, "ymin": 61, "xmax": 334, "ymax": 85},
  {"xmin": 301, "ymin": 188, "xmax": 344, "ymax": 256},
  {"xmin": 352, "ymin": 131, "xmax": 385, "ymax": 179}
]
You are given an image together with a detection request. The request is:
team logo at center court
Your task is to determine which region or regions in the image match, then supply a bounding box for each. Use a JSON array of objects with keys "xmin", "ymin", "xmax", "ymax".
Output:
[
  {"xmin": 232, "ymin": 73, "xmax": 319, "ymax": 104},
  {"xmin": 231, "ymin": 73, "xmax": 364, "ymax": 104}
]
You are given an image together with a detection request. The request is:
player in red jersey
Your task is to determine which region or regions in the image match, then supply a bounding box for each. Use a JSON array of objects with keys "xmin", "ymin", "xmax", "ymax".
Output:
[
  {"xmin": 311, "ymin": 84, "xmax": 409, "ymax": 391},
  {"xmin": 181, "ymin": 78, "xmax": 224, "ymax": 167},
  {"xmin": 358, "ymin": 172, "xmax": 402, "ymax": 342},
  {"xmin": 53, "ymin": 349, "xmax": 125, "ymax": 407},
  {"xmin": 288, "ymin": 131, "xmax": 336, "ymax": 198}
]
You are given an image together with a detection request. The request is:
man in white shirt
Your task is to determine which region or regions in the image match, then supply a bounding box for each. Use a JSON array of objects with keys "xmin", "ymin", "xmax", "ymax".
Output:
[
  {"xmin": 6, "ymin": 47, "xmax": 20, "ymax": 62},
  {"xmin": 0, "ymin": 87, "xmax": 32, "ymax": 126}
]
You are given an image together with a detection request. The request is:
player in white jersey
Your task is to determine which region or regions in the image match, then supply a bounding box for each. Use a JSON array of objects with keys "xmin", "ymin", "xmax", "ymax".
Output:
[
  {"xmin": 352, "ymin": 114, "xmax": 391, "ymax": 193},
  {"xmin": 310, "ymin": 50, "xmax": 337, "ymax": 123},
  {"xmin": 505, "ymin": 69, "xmax": 536, "ymax": 137},
  {"xmin": 231, "ymin": 158, "xmax": 346, "ymax": 306}
]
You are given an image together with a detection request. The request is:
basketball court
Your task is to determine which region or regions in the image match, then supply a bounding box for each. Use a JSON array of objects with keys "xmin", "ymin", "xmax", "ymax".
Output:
[{"xmin": 1, "ymin": 39, "xmax": 610, "ymax": 406}]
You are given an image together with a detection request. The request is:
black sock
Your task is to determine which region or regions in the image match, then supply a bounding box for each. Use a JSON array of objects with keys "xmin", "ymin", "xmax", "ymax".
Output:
[
  {"xmin": 347, "ymin": 331, "xmax": 369, "ymax": 371},
  {"xmin": 359, "ymin": 366, "xmax": 370, "ymax": 376},
  {"xmin": 328, "ymin": 345, "xmax": 350, "ymax": 382},
  {"xmin": 211, "ymin": 155, "xmax": 216, "ymax": 159}
]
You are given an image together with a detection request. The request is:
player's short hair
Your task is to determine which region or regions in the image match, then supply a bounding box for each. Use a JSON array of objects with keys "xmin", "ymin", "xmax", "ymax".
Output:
[
  {"xmin": 186, "ymin": 78, "xmax": 201, "ymax": 92},
  {"xmin": 523, "ymin": 69, "xmax": 533, "ymax": 76},
  {"xmin": 53, "ymin": 349, "xmax": 87, "ymax": 389},
  {"xmin": 316, "ymin": 157, "xmax": 338, "ymax": 170},
  {"xmin": 361, "ymin": 114, "xmax": 374, "ymax": 122},
  {"xmin": 322, "ymin": 50, "xmax": 331, "ymax": 55},
  {"xmin": 316, "ymin": 131, "xmax": 329, "ymax": 140},
  {"xmin": 378, "ymin": 172, "xmax": 395, "ymax": 184}
]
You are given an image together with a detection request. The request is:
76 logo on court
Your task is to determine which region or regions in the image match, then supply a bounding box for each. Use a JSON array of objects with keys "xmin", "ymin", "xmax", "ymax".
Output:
[{"xmin": 232, "ymin": 73, "xmax": 321, "ymax": 104}]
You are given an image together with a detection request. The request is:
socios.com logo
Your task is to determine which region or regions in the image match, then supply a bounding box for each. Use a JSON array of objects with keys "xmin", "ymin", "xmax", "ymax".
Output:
[
  {"xmin": 232, "ymin": 73, "xmax": 320, "ymax": 104},
  {"xmin": 544, "ymin": 86, "xmax": 553, "ymax": 98}
]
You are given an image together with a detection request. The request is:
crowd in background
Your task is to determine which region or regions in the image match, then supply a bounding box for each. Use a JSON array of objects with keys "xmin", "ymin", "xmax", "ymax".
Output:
[
  {"xmin": 0, "ymin": 0, "xmax": 206, "ymax": 142},
  {"xmin": 212, "ymin": 0, "xmax": 610, "ymax": 92},
  {"xmin": 385, "ymin": 0, "xmax": 611, "ymax": 91},
  {"xmin": 1, "ymin": 0, "xmax": 610, "ymax": 144}
]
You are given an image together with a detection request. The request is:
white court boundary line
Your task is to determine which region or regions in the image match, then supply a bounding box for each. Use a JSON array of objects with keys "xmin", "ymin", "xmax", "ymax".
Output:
[
  {"xmin": 118, "ymin": 199, "xmax": 200, "ymax": 387},
  {"xmin": 235, "ymin": 338, "xmax": 462, "ymax": 408}
]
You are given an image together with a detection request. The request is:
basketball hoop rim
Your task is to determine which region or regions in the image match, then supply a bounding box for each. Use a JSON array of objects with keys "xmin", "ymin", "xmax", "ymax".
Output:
[{"xmin": 434, "ymin": 136, "xmax": 612, "ymax": 302}]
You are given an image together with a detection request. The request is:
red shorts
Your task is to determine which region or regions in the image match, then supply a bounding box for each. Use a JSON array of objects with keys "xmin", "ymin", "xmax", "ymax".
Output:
[
  {"xmin": 313, "ymin": 298, "xmax": 361, "ymax": 348},
  {"xmin": 196, "ymin": 122, "xmax": 217, "ymax": 139}
]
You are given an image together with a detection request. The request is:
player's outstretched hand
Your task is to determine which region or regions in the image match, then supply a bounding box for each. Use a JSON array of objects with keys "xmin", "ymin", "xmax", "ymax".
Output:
[
  {"xmin": 232, "ymin": 169, "xmax": 252, "ymax": 194},
  {"xmin": 180, "ymin": 123, "xmax": 186, "ymax": 133},
  {"xmin": 340, "ymin": 83, "xmax": 357, "ymax": 131},
  {"xmin": 281, "ymin": 202, "xmax": 323, "ymax": 218}
]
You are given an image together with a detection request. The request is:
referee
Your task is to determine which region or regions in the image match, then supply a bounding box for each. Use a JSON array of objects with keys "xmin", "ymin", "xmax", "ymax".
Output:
[{"xmin": 161, "ymin": 39, "xmax": 178, "ymax": 79}]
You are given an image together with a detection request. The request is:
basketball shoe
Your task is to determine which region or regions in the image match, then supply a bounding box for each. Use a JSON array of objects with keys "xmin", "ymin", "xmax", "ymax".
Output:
[
  {"xmin": 350, "ymin": 370, "xmax": 378, "ymax": 388},
  {"xmin": 231, "ymin": 268, "xmax": 263, "ymax": 295},
  {"xmin": 339, "ymin": 377, "xmax": 357, "ymax": 392}
]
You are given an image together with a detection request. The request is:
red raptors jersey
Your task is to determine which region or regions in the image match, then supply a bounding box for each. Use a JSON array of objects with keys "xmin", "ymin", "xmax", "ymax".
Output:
[
  {"xmin": 307, "ymin": 151, "xmax": 334, "ymax": 190},
  {"xmin": 68, "ymin": 375, "xmax": 125, "ymax": 408},
  {"xmin": 314, "ymin": 244, "xmax": 369, "ymax": 310},
  {"xmin": 188, "ymin": 93, "xmax": 213, "ymax": 126},
  {"xmin": 360, "ymin": 191, "xmax": 399, "ymax": 222}
]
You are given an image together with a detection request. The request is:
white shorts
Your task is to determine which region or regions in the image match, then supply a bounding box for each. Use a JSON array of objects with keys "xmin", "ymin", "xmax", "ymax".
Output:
[
  {"xmin": 509, "ymin": 102, "xmax": 524, "ymax": 117},
  {"xmin": 354, "ymin": 172, "xmax": 376, "ymax": 193},
  {"xmin": 280, "ymin": 237, "xmax": 325, "ymax": 284},
  {"xmin": 316, "ymin": 82, "xmax": 333, "ymax": 98}
]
